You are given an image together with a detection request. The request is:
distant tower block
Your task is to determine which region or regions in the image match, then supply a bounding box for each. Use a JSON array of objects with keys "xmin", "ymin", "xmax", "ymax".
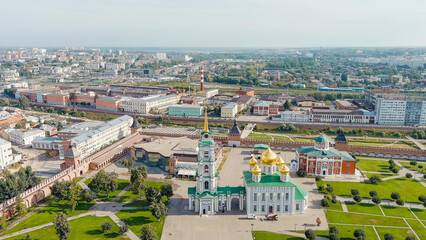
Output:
[{"xmin": 200, "ymin": 66, "xmax": 205, "ymax": 91}]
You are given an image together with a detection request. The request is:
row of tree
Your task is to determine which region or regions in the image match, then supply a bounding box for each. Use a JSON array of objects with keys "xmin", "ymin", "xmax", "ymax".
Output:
[{"xmin": 0, "ymin": 167, "xmax": 41, "ymax": 204}]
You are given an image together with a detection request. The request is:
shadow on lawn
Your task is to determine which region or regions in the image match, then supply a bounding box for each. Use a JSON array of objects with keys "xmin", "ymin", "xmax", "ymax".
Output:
[{"xmin": 86, "ymin": 229, "xmax": 121, "ymax": 238}]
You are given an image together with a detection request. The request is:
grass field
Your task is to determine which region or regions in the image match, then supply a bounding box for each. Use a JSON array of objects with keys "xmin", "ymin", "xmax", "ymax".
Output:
[
  {"xmin": 344, "ymin": 202, "xmax": 383, "ymax": 215},
  {"xmin": 348, "ymin": 139, "xmax": 417, "ymax": 149},
  {"xmin": 117, "ymin": 181, "xmax": 168, "ymax": 203},
  {"xmin": 411, "ymin": 208, "xmax": 426, "ymax": 220},
  {"xmin": 247, "ymin": 133, "xmax": 272, "ymax": 140},
  {"xmin": 326, "ymin": 210, "xmax": 407, "ymax": 227},
  {"xmin": 380, "ymin": 206, "xmax": 415, "ymax": 219},
  {"xmin": 3, "ymin": 199, "xmax": 95, "ymax": 236},
  {"xmin": 375, "ymin": 227, "xmax": 415, "ymax": 240},
  {"xmin": 327, "ymin": 201, "xmax": 343, "ymax": 211},
  {"xmin": 253, "ymin": 231, "xmax": 303, "ymax": 240},
  {"xmin": 356, "ymin": 159, "xmax": 399, "ymax": 173},
  {"xmin": 319, "ymin": 178, "xmax": 426, "ymax": 203},
  {"xmin": 4, "ymin": 216, "xmax": 129, "ymax": 240},
  {"xmin": 406, "ymin": 219, "xmax": 426, "ymax": 240},
  {"xmin": 116, "ymin": 209, "xmax": 165, "ymax": 239},
  {"xmin": 399, "ymin": 161, "xmax": 426, "ymax": 173},
  {"xmin": 85, "ymin": 178, "xmax": 130, "ymax": 201},
  {"xmin": 365, "ymin": 173, "xmax": 396, "ymax": 179}
]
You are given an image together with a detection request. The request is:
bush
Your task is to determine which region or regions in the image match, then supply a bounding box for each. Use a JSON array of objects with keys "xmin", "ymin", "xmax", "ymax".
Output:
[
  {"xmin": 418, "ymin": 195, "xmax": 426, "ymax": 203},
  {"xmin": 391, "ymin": 192, "xmax": 401, "ymax": 200},
  {"xmin": 321, "ymin": 198, "xmax": 330, "ymax": 207},
  {"xmin": 390, "ymin": 167, "xmax": 399, "ymax": 174},
  {"xmin": 396, "ymin": 199, "xmax": 404, "ymax": 206},
  {"xmin": 326, "ymin": 185, "xmax": 334, "ymax": 193},
  {"xmin": 369, "ymin": 175, "xmax": 382, "ymax": 185},
  {"xmin": 351, "ymin": 189, "xmax": 359, "ymax": 196},
  {"xmin": 324, "ymin": 194, "xmax": 333, "ymax": 201},
  {"xmin": 329, "ymin": 233, "xmax": 340, "ymax": 240},
  {"xmin": 384, "ymin": 233, "xmax": 394, "ymax": 240},
  {"xmin": 101, "ymin": 222, "xmax": 113, "ymax": 233},
  {"xmin": 418, "ymin": 165, "xmax": 423, "ymax": 169},
  {"xmin": 410, "ymin": 160, "xmax": 417, "ymax": 166},
  {"xmin": 372, "ymin": 196, "xmax": 382, "ymax": 205},
  {"xmin": 353, "ymin": 195, "xmax": 362, "ymax": 203},
  {"xmin": 329, "ymin": 226, "xmax": 339, "ymax": 235},
  {"xmin": 318, "ymin": 184, "xmax": 326, "ymax": 191},
  {"xmin": 305, "ymin": 229, "xmax": 316, "ymax": 240},
  {"xmin": 353, "ymin": 229, "xmax": 366, "ymax": 239},
  {"xmin": 405, "ymin": 173, "xmax": 413, "ymax": 178},
  {"xmin": 369, "ymin": 191, "xmax": 378, "ymax": 197},
  {"xmin": 331, "ymin": 197, "xmax": 338, "ymax": 204},
  {"xmin": 405, "ymin": 237, "xmax": 416, "ymax": 240},
  {"xmin": 296, "ymin": 169, "xmax": 307, "ymax": 177},
  {"xmin": 424, "ymin": 174, "xmax": 426, "ymax": 179},
  {"xmin": 388, "ymin": 160, "xmax": 394, "ymax": 165},
  {"xmin": 315, "ymin": 176, "xmax": 322, "ymax": 182},
  {"xmin": 119, "ymin": 225, "xmax": 129, "ymax": 235}
]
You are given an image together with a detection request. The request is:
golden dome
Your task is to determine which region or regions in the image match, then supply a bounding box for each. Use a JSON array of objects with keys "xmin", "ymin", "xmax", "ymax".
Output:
[
  {"xmin": 261, "ymin": 147, "xmax": 277, "ymax": 165},
  {"xmin": 252, "ymin": 164, "xmax": 262, "ymax": 175},
  {"xmin": 276, "ymin": 156, "xmax": 285, "ymax": 166},
  {"xmin": 280, "ymin": 164, "xmax": 290, "ymax": 175},
  {"xmin": 249, "ymin": 156, "xmax": 258, "ymax": 166}
]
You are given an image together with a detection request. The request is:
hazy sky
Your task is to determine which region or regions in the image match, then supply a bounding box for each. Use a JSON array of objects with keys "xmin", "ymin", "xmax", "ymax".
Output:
[{"xmin": 1, "ymin": 0, "xmax": 425, "ymax": 48}]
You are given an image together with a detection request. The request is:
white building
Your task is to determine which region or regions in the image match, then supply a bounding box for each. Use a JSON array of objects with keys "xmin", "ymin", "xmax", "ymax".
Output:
[
  {"xmin": 9, "ymin": 129, "xmax": 46, "ymax": 145},
  {"xmin": 376, "ymin": 99, "xmax": 426, "ymax": 126},
  {"xmin": 197, "ymin": 89, "xmax": 219, "ymax": 99},
  {"xmin": 0, "ymin": 139, "xmax": 15, "ymax": 170},
  {"xmin": 120, "ymin": 94, "xmax": 180, "ymax": 114},
  {"xmin": 0, "ymin": 69, "xmax": 20, "ymax": 81},
  {"xmin": 273, "ymin": 111, "xmax": 309, "ymax": 122},
  {"xmin": 221, "ymin": 102, "xmax": 238, "ymax": 118}
]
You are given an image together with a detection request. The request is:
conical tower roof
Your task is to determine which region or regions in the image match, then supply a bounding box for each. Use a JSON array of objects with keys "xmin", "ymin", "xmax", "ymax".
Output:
[
  {"xmin": 131, "ymin": 116, "xmax": 141, "ymax": 129},
  {"xmin": 335, "ymin": 131, "xmax": 347, "ymax": 143},
  {"xmin": 229, "ymin": 120, "xmax": 241, "ymax": 135},
  {"xmin": 65, "ymin": 145, "xmax": 80, "ymax": 158}
]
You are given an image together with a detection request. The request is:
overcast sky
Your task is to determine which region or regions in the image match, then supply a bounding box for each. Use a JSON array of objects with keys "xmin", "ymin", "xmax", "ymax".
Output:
[{"xmin": 1, "ymin": 0, "xmax": 425, "ymax": 48}]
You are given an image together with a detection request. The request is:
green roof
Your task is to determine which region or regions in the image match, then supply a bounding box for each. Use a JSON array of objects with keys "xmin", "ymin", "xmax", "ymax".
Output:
[
  {"xmin": 217, "ymin": 186, "xmax": 246, "ymax": 195},
  {"xmin": 243, "ymin": 171, "xmax": 308, "ymax": 200},
  {"xmin": 298, "ymin": 146, "xmax": 356, "ymax": 161},
  {"xmin": 198, "ymin": 192, "xmax": 217, "ymax": 198},
  {"xmin": 254, "ymin": 144, "xmax": 269, "ymax": 149},
  {"xmin": 188, "ymin": 187, "xmax": 196, "ymax": 195},
  {"xmin": 315, "ymin": 135, "xmax": 329, "ymax": 143}
]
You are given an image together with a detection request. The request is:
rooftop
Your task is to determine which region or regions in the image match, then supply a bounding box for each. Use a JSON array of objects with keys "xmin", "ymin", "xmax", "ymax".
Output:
[{"xmin": 134, "ymin": 136, "xmax": 199, "ymax": 157}]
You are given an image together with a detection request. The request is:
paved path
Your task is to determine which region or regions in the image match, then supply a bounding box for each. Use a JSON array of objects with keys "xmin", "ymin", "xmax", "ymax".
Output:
[
  {"xmin": 406, "ymin": 135, "xmax": 426, "ymax": 150},
  {"xmin": 240, "ymin": 123, "xmax": 254, "ymax": 139},
  {"xmin": 336, "ymin": 196, "xmax": 426, "ymax": 210},
  {"xmin": 340, "ymin": 201, "xmax": 348, "ymax": 212}
]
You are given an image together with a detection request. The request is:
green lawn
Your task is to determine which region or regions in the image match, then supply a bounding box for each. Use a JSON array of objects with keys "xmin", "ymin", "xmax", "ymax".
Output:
[
  {"xmin": 399, "ymin": 161, "xmax": 426, "ymax": 173},
  {"xmin": 86, "ymin": 179, "xmax": 130, "ymax": 201},
  {"xmin": 116, "ymin": 209, "xmax": 164, "ymax": 239},
  {"xmin": 270, "ymin": 135, "xmax": 292, "ymax": 142},
  {"xmin": 406, "ymin": 219, "xmax": 426, "ymax": 240},
  {"xmin": 365, "ymin": 173, "xmax": 396, "ymax": 179},
  {"xmin": 375, "ymin": 226, "xmax": 415, "ymax": 240},
  {"xmin": 328, "ymin": 225, "xmax": 377, "ymax": 240},
  {"xmin": 411, "ymin": 208, "xmax": 426, "ymax": 221},
  {"xmin": 326, "ymin": 211, "xmax": 407, "ymax": 227},
  {"xmin": 3, "ymin": 199, "xmax": 95, "ymax": 236},
  {"xmin": 345, "ymin": 202, "xmax": 383, "ymax": 215},
  {"xmin": 327, "ymin": 201, "xmax": 343, "ymax": 211},
  {"xmin": 4, "ymin": 216, "xmax": 129, "ymax": 240},
  {"xmin": 319, "ymin": 178, "xmax": 426, "ymax": 203},
  {"xmin": 253, "ymin": 231, "xmax": 303, "ymax": 240},
  {"xmin": 247, "ymin": 133, "xmax": 272, "ymax": 140},
  {"xmin": 357, "ymin": 159, "xmax": 399, "ymax": 173},
  {"xmin": 117, "ymin": 181, "xmax": 167, "ymax": 203},
  {"xmin": 381, "ymin": 206, "xmax": 416, "ymax": 219},
  {"xmin": 123, "ymin": 196, "xmax": 168, "ymax": 208}
]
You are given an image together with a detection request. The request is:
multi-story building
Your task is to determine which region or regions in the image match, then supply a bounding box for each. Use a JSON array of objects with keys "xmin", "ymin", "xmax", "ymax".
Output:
[
  {"xmin": 221, "ymin": 102, "xmax": 238, "ymax": 118},
  {"xmin": 197, "ymin": 89, "xmax": 219, "ymax": 99},
  {"xmin": 253, "ymin": 101, "xmax": 284, "ymax": 116},
  {"xmin": 364, "ymin": 89, "xmax": 401, "ymax": 109},
  {"xmin": 119, "ymin": 94, "xmax": 180, "ymax": 114},
  {"xmin": 295, "ymin": 134, "xmax": 356, "ymax": 176},
  {"xmin": 9, "ymin": 129, "xmax": 46, "ymax": 145},
  {"xmin": 294, "ymin": 96, "xmax": 317, "ymax": 107},
  {"xmin": 95, "ymin": 97, "xmax": 123, "ymax": 112},
  {"xmin": 168, "ymin": 104, "xmax": 203, "ymax": 116},
  {"xmin": 309, "ymin": 109, "xmax": 375, "ymax": 124},
  {"xmin": 273, "ymin": 111, "xmax": 309, "ymax": 122},
  {"xmin": 375, "ymin": 98, "xmax": 426, "ymax": 126},
  {"xmin": 0, "ymin": 107, "xmax": 23, "ymax": 125},
  {"xmin": 45, "ymin": 94, "xmax": 69, "ymax": 105},
  {"xmin": 0, "ymin": 139, "xmax": 14, "ymax": 170}
]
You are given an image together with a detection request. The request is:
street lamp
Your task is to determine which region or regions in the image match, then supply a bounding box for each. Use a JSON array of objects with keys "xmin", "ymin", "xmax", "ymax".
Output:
[
  {"xmin": 251, "ymin": 223, "xmax": 254, "ymax": 233},
  {"xmin": 294, "ymin": 224, "xmax": 297, "ymax": 232}
]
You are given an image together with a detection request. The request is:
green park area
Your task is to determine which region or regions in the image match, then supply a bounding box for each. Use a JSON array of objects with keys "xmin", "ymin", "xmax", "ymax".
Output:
[
  {"xmin": 116, "ymin": 209, "xmax": 165, "ymax": 239},
  {"xmin": 318, "ymin": 178, "xmax": 426, "ymax": 203},
  {"xmin": 2, "ymin": 198, "xmax": 95, "ymax": 236},
  {"xmin": 117, "ymin": 181, "xmax": 168, "ymax": 205},
  {"xmin": 4, "ymin": 216, "xmax": 129, "ymax": 240},
  {"xmin": 247, "ymin": 133, "xmax": 273, "ymax": 140},
  {"xmin": 399, "ymin": 161, "xmax": 426, "ymax": 173},
  {"xmin": 84, "ymin": 178, "xmax": 130, "ymax": 201},
  {"xmin": 356, "ymin": 159, "xmax": 400, "ymax": 173},
  {"xmin": 347, "ymin": 139, "xmax": 417, "ymax": 149}
]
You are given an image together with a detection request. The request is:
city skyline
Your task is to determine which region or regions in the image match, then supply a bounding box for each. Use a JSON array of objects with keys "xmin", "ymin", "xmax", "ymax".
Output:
[{"xmin": 1, "ymin": 0, "xmax": 425, "ymax": 48}]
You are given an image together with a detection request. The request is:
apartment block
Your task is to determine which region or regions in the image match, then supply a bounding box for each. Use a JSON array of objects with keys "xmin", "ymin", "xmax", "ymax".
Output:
[
  {"xmin": 119, "ymin": 94, "xmax": 180, "ymax": 114},
  {"xmin": 9, "ymin": 129, "xmax": 46, "ymax": 145},
  {"xmin": 96, "ymin": 97, "xmax": 123, "ymax": 112},
  {"xmin": 376, "ymin": 98, "xmax": 426, "ymax": 126},
  {"xmin": 221, "ymin": 102, "xmax": 238, "ymax": 118}
]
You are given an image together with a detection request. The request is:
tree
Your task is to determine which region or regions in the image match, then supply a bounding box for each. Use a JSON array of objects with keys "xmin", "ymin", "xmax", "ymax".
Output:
[
  {"xmin": 146, "ymin": 187, "xmax": 162, "ymax": 203},
  {"xmin": 418, "ymin": 195, "xmax": 426, "ymax": 203},
  {"xmin": 369, "ymin": 175, "xmax": 382, "ymax": 184},
  {"xmin": 120, "ymin": 158, "xmax": 135, "ymax": 172},
  {"xmin": 140, "ymin": 224, "xmax": 157, "ymax": 240},
  {"xmin": 410, "ymin": 160, "xmax": 417, "ymax": 166},
  {"xmin": 0, "ymin": 215, "xmax": 6, "ymax": 231},
  {"xmin": 351, "ymin": 189, "xmax": 359, "ymax": 196},
  {"xmin": 101, "ymin": 221, "xmax": 113, "ymax": 233},
  {"xmin": 131, "ymin": 166, "xmax": 148, "ymax": 196},
  {"xmin": 341, "ymin": 74, "xmax": 348, "ymax": 82},
  {"xmin": 160, "ymin": 183, "xmax": 174, "ymax": 200},
  {"xmin": 369, "ymin": 191, "xmax": 378, "ymax": 198},
  {"xmin": 104, "ymin": 173, "xmax": 118, "ymax": 199},
  {"xmin": 391, "ymin": 192, "xmax": 401, "ymax": 200},
  {"xmin": 384, "ymin": 233, "xmax": 394, "ymax": 240},
  {"xmin": 150, "ymin": 202, "xmax": 167, "ymax": 221},
  {"xmin": 372, "ymin": 196, "xmax": 382, "ymax": 205},
  {"xmin": 119, "ymin": 225, "xmax": 129, "ymax": 235},
  {"xmin": 353, "ymin": 195, "xmax": 362, "ymax": 203},
  {"xmin": 50, "ymin": 181, "xmax": 71, "ymax": 200},
  {"xmin": 69, "ymin": 92, "xmax": 76, "ymax": 101},
  {"xmin": 353, "ymin": 229, "xmax": 366, "ymax": 239},
  {"xmin": 53, "ymin": 213, "xmax": 72, "ymax": 240},
  {"xmin": 19, "ymin": 96, "xmax": 30, "ymax": 110},
  {"xmin": 329, "ymin": 226, "xmax": 340, "ymax": 240},
  {"xmin": 315, "ymin": 176, "xmax": 322, "ymax": 182},
  {"xmin": 396, "ymin": 199, "xmax": 404, "ymax": 206},
  {"xmin": 405, "ymin": 173, "xmax": 413, "ymax": 178},
  {"xmin": 296, "ymin": 169, "xmax": 307, "ymax": 177},
  {"xmin": 283, "ymin": 100, "xmax": 291, "ymax": 110},
  {"xmin": 305, "ymin": 229, "xmax": 316, "ymax": 240},
  {"xmin": 68, "ymin": 181, "xmax": 81, "ymax": 212},
  {"xmin": 15, "ymin": 196, "xmax": 27, "ymax": 219},
  {"xmin": 405, "ymin": 237, "xmax": 416, "ymax": 240},
  {"xmin": 88, "ymin": 170, "xmax": 107, "ymax": 193},
  {"xmin": 57, "ymin": 122, "xmax": 64, "ymax": 131},
  {"xmin": 321, "ymin": 198, "xmax": 330, "ymax": 207},
  {"xmin": 15, "ymin": 122, "xmax": 23, "ymax": 129},
  {"xmin": 326, "ymin": 185, "xmax": 334, "ymax": 193}
]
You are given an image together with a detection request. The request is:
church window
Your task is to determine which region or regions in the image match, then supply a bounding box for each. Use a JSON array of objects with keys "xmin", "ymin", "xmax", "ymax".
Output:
[
  {"xmin": 270, "ymin": 193, "xmax": 273, "ymax": 200},
  {"xmin": 261, "ymin": 205, "xmax": 265, "ymax": 212},
  {"xmin": 262, "ymin": 193, "xmax": 265, "ymax": 201},
  {"xmin": 277, "ymin": 193, "xmax": 281, "ymax": 200},
  {"xmin": 277, "ymin": 205, "xmax": 280, "ymax": 211},
  {"xmin": 204, "ymin": 151, "xmax": 209, "ymax": 158},
  {"xmin": 285, "ymin": 193, "xmax": 289, "ymax": 200},
  {"xmin": 296, "ymin": 204, "xmax": 300, "ymax": 210},
  {"xmin": 254, "ymin": 193, "xmax": 257, "ymax": 200},
  {"xmin": 285, "ymin": 205, "xmax": 288, "ymax": 212},
  {"xmin": 208, "ymin": 206, "xmax": 211, "ymax": 212},
  {"xmin": 204, "ymin": 181, "xmax": 209, "ymax": 190},
  {"xmin": 253, "ymin": 205, "xmax": 257, "ymax": 212},
  {"xmin": 204, "ymin": 165, "xmax": 209, "ymax": 173}
]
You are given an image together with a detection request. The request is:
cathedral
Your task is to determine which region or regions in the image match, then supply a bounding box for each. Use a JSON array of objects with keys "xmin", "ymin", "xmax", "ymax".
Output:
[{"xmin": 187, "ymin": 114, "xmax": 308, "ymax": 216}]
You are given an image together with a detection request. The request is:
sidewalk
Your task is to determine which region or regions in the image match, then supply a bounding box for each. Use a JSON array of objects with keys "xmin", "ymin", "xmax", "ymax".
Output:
[{"xmin": 336, "ymin": 196, "xmax": 426, "ymax": 210}]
